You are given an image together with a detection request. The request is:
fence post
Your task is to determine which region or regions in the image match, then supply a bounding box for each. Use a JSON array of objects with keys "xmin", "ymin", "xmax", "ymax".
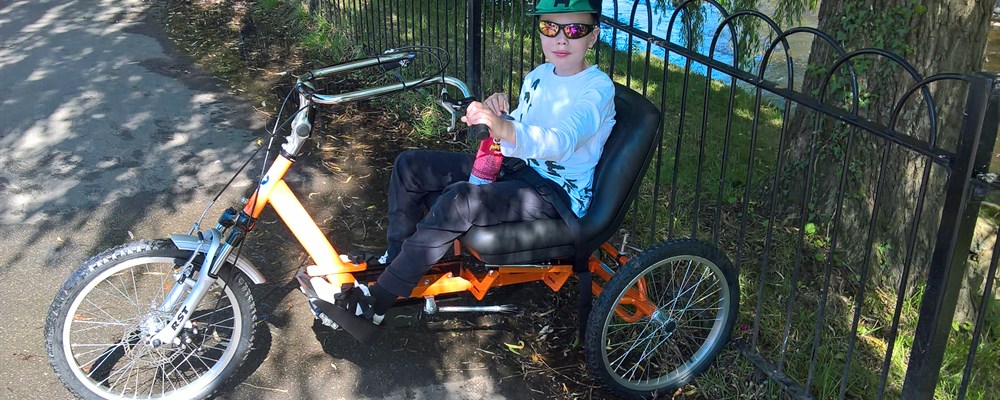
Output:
[
  {"xmin": 901, "ymin": 73, "xmax": 1000, "ymax": 399},
  {"xmin": 465, "ymin": 0, "xmax": 483, "ymax": 99}
]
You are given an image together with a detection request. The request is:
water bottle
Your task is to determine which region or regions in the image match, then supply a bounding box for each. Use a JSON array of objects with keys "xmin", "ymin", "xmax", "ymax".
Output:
[{"xmin": 468, "ymin": 124, "xmax": 503, "ymax": 185}]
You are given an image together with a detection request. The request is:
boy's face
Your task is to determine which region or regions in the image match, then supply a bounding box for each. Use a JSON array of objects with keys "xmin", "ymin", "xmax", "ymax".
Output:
[{"xmin": 538, "ymin": 12, "xmax": 599, "ymax": 76}]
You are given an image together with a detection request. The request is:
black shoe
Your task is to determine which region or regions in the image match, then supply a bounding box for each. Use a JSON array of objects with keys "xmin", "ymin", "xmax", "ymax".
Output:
[
  {"xmin": 310, "ymin": 284, "xmax": 384, "ymax": 346},
  {"xmin": 334, "ymin": 284, "xmax": 385, "ymax": 325},
  {"xmin": 309, "ymin": 296, "xmax": 382, "ymax": 345},
  {"xmin": 346, "ymin": 250, "xmax": 391, "ymax": 266}
]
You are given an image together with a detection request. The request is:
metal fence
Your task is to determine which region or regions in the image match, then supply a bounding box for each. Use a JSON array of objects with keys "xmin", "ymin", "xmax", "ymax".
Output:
[{"xmin": 303, "ymin": 1, "xmax": 999, "ymax": 398}]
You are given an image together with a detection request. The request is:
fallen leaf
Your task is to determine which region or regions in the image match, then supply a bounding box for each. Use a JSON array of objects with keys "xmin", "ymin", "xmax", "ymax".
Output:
[{"xmin": 503, "ymin": 340, "xmax": 524, "ymax": 354}]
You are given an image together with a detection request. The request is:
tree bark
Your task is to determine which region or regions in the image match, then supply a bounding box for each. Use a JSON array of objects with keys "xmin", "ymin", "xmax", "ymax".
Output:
[{"xmin": 779, "ymin": 0, "xmax": 993, "ymax": 287}]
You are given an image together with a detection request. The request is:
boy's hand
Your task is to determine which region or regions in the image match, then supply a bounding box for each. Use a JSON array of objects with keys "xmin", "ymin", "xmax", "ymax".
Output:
[
  {"xmin": 462, "ymin": 101, "xmax": 515, "ymax": 145},
  {"xmin": 483, "ymin": 93, "xmax": 510, "ymax": 116}
]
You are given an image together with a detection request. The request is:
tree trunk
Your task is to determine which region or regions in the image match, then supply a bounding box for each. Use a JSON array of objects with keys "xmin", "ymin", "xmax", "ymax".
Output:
[{"xmin": 779, "ymin": 0, "xmax": 993, "ymax": 291}]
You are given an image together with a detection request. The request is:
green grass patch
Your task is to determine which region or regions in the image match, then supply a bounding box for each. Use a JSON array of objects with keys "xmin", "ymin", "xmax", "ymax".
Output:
[{"xmin": 229, "ymin": 1, "xmax": 1000, "ymax": 399}]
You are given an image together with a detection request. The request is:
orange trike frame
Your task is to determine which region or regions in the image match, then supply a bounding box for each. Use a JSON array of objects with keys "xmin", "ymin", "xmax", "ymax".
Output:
[{"xmin": 243, "ymin": 153, "xmax": 657, "ymax": 321}]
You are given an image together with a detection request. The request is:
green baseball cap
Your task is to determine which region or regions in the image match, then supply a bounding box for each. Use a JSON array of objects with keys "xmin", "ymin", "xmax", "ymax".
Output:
[{"xmin": 526, "ymin": 0, "xmax": 602, "ymax": 15}]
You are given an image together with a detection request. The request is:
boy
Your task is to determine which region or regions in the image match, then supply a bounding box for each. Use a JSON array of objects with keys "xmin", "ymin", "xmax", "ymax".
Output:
[{"xmin": 334, "ymin": 0, "xmax": 616, "ymax": 331}]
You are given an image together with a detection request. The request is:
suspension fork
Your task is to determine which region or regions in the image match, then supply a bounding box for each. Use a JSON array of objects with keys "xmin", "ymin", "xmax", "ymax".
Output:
[
  {"xmin": 149, "ymin": 90, "xmax": 313, "ymax": 346},
  {"xmin": 149, "ymin": 226, "xmax": 245, "ymax": 347}
]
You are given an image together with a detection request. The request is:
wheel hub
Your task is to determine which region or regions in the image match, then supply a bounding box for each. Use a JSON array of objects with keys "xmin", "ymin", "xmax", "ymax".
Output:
[
  {"xmin": 649, "ymin": 310, "xmax": 677, "ymax": 334},
  {"xmin": 141, "ymin": 311, "xmax": 166, "ymax": 332}
]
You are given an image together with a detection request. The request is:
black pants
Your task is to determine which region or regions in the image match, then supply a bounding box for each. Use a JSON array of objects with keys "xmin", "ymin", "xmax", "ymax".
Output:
[{"xmin": 376, "ymin": 150, "xmax": 561, "ymax": 297}]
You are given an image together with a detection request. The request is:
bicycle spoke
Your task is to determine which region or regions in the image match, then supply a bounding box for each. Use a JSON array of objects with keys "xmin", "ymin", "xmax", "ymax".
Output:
[
  {"xmin": 115, "ymin": 272, "xmax": 140, "ymax": 312},
  {"xmin": 592, "ymin": 242, "xmax": 737, "ymax": 397},
  {"xmin": 159, "ymin": 268, "xmax": 169, "ymax": 311},
  {"xmin": 129, "ymin": 360, "xmax": 142, "ymax": 397},
  {"xmin": 180, "ymin": 350, "xmax": 207, "ymax": 381},
  {"xmin": 71, "ymin": 319, "xmax": 132, "ymax": 327},
  {"xmin": 669, "ymin": 268, "xmax": 711, "ymax": 313},
  {"xmin": 80, "ymin": 347, "xmax": 119, "ymax": 376},
  {"xmin": 651, "ymin": 263, "xmax": 678, "ymax": 304},
  {"xmin": 99, "ymin": 351, "xmax": 139, "ymax": 390},
  {"xmin": 606, "ymin": 317, "xmax": 655, "ymax": 352},
  {"xmin": 628, "ymin": 327, "xmax": 677, "ymax": 380},
  {"xmin": 79, "ymin": 336, "xmax": 137, "ymax": 376},
  {"xmin": 676, "ymin": 266, "xmax": 713, "ymax": 314},
  {"xmin": 82, "ymin": 299, "xmax": 131, "ymax": 326},
  {"xmin": 90, "ymin": 282, "xmax": 137, "ymax": 311},
  {"xmin": 198, "ymin": 315, "xmax": 236, "ymax": 328},
  {"xmin": 128, "ymin": 365, "xmax": 159, "ymax": 397},
  {"xmin": 625, "ymin": 325, "xmax": 674, "ymax": 380},
  {"xmin": 74, "ymin": 345, "xmax": 121, "ymax": 360},
  {"xmin": 665, "ymin": 260, "xmax": 695, "ymax": 314},
  {"xmin": 676, "ymin": 302, "xmax": 723, "ymax": 314},
  {"xmin": 192, "ymin": 350, "xmax": 214, "ymax": 370},
  {"xmin": 680, "ymin": 310, "xmax": 722, "ymax": 325},
  {"xmin": 190, "ymin": 351, "xmax": 222, "ymax": 365},
  {"xmin": 609, "ymin": 319, "xmax": 659, "ymax": 371},
  {"xmin": 158, "ymin": 364, "xmax": 171, "ymax": 396},
  {"xmin": 164, "ymin": 358, "xmax": 193, "ymax": 387},
  {"xmin": 606, "ymin": 320, "xmax": 655, "ymax": 329},
  {"xmin": 190, "ymin": 304, "xmax": 234, "ymax": 321},
  {"xmin": 57, "ymin": 247, "xmax": 252, "ymax": 399},
  {"xmin": 130, "ymin": 267, "xmax": 142, "ymax": 316},
  {"xmin": 200, "ymin": 339, "xmax": 232, "ymax": 353},
  {"xmin": 622, "ymin": 331, "xmax": 659, "ymax": 380},
  {"xmin": 608, "ymin": 329, "xmax": 650, "ymax": 364},
  {"xmin": 164, "ymin": 346, "xmax": 205, "ymax": 384}
]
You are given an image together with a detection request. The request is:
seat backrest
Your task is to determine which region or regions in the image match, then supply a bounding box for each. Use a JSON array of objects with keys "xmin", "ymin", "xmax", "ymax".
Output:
[
  {"xmin": 459, "ymin": 83, "xmax": 661, "ymax": 264},
  {"xmin": 578, "ymin": 82, "xmax": 661, "ymax": 249}
]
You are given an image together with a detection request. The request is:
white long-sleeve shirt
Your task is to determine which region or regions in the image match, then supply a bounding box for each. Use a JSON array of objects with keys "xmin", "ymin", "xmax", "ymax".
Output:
[{"xmin": 500, "ymin": 63, "xmax": 617, "ymax": 217}]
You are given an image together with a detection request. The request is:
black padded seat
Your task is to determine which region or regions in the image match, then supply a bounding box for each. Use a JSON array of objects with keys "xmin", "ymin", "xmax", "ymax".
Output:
[{"xmin": 461, "ymin": 83, "xmax": 661, "ymax": 264}]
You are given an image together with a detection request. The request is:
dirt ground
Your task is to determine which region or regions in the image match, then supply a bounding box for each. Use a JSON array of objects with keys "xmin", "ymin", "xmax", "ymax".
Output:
[
  {"xmin": 159, "ymin": 1, "xmax": 631, "ymax": 399},
  {"xmin": 3, "ymin": 0, "xmax": 747, "ymax": 397}
]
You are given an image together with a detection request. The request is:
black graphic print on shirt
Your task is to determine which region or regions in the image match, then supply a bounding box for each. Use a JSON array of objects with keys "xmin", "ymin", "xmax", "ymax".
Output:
[{"xmin": 519, "ymin": 74, "xmax": 593, "ymax": 215}]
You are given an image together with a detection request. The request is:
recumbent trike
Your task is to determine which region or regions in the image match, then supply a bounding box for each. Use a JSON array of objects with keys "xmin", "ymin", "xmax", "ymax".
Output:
[{"xmin": 44, "ymin": 47, "xmax": 739, "ymax": 400}]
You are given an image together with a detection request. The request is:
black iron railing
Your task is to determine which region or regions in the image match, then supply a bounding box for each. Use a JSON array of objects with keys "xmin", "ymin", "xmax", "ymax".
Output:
[{"xmin": 295, "ymin": 1, "xmax": 999, "ymax": 399}]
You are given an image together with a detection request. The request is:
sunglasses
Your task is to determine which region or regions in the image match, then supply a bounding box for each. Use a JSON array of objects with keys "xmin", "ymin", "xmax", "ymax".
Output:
[{"xmin": 537, "ymin": 20, "xmax": 598, "ymax": 39}]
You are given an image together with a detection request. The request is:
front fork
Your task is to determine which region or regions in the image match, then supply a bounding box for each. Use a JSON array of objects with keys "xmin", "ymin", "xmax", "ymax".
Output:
[{"xmin": 149, "ymin": 213, "xmax": 247, "ymax": 347}]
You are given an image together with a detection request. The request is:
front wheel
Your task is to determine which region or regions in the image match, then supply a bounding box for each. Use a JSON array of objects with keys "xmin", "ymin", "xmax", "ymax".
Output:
[
  {"xmin": 45, "ymin": 240, "xmax": 257, "ymax": 399},
  {"xmin": 586, "ymin": 239, "xmax": 739, "ymax": 399}
]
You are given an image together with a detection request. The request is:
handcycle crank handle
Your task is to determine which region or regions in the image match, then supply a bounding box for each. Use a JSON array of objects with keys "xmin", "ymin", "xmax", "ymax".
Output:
[
  {"xmin": 468, "ymin": 114, "xmax": 513, "ymax": 141},
  {"xmin": 469, "ymin": 123, "xmax": 490, "ymax": 141}
]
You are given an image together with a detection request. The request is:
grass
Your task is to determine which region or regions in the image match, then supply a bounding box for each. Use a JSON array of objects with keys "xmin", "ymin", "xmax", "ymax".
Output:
[
  {"xmin": 169, "ymin": 1, "xmax": 999, "ymax": 399},
  {"xmin": 321, "ymin": 1, "xmax": 999, "ymax": 399},
  {"xmin": 164, "ymin": 1, "xmax": 261, "ymax": 94},
  {"xmin": 188, "ymin": 0, "xmax": 455, "ymax": 147}
]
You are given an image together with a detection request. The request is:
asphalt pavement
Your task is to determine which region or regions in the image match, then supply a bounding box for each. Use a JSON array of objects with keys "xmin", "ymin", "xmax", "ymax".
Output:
[{"xmin": 0, "ymin": 1, "xmax": 542, "ymax": 399}]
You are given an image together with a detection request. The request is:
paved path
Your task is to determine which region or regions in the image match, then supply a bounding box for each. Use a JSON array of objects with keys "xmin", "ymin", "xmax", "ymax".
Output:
[{"xmin": 0, "ymin": 1, "xmax": 538, "ymax": 398}]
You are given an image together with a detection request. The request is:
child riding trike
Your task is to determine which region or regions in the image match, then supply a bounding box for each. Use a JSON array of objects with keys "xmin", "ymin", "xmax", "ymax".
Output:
[{"xmin": 44, "ymin": 45, "xmax": 738, "ymax": 400}]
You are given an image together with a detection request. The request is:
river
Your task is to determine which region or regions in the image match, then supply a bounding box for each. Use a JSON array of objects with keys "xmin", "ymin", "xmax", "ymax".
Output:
[
  {"xmin": 598, "ymin": 1, "xmax": 1000, "ymax": 83},
  {"xmin": 597, "ymin": 1, "xmax": 1000, "ymax": 169}
]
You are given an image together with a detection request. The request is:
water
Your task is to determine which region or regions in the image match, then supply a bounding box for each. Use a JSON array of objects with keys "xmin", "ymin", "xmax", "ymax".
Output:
[
  {"xmin": 597, "ymin": 2, "xmax": 1000, "ymax": 170},
  {"xmin": 598, "ymin": 1, "xmax": 1000, "ymax": 84},
  {"xmin": 599, "ymin": 1, "xmax": 741, "ymax": 80}
]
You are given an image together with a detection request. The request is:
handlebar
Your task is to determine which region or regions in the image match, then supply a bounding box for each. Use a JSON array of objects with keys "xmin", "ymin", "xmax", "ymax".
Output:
[
  {"xmin": 278, "ymin": 48, "xmax": 481, "ymax": 158},
  {"xmin": 295, "ymin": 49, "xmax": 472, "ymax": 104},
  {"xmin": 302, "ymin": 75, "xmax": 473, "ymax": 106},
  {"xmin": 304, "ymin": 51, "xmax": 416, "ymax": 79}
]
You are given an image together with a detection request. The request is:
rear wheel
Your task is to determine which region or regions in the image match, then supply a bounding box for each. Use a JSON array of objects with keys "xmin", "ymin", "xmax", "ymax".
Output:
[
  {"xmin": 45, "ymin": 240, "xmax": 256, "ymax": 399},
  {"xmin": 585, "ymin": 239, "xmax": 738, "ymax": 399}
]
